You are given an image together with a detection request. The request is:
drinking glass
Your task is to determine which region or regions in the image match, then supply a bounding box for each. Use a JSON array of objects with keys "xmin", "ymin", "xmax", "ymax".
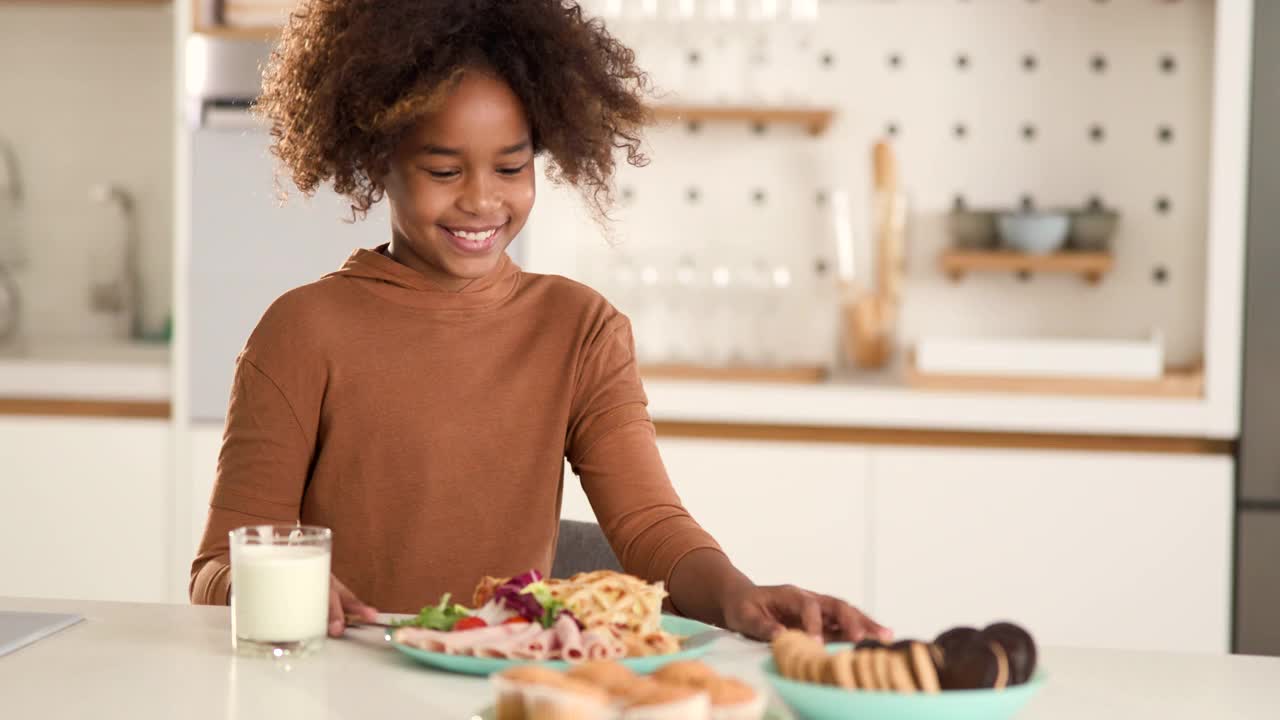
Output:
[{"xmin": 230, "ymin": 525, "xmax": 332, "ymax": 658}]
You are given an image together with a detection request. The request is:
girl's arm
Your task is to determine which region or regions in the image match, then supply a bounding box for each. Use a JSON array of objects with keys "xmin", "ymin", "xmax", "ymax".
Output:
[
  {"xmin": 567, "ymin": 312, "xmax": 889, "ymax": 642},
  {"xmin": 190, "ymin": 356, "xmax": 312, "ymax": 604}
]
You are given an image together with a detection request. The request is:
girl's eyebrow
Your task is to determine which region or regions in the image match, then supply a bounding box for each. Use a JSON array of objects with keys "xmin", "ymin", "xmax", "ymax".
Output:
[{"xmin": 418, "ymin": 140, "xmax": 532, "ymax": 157}]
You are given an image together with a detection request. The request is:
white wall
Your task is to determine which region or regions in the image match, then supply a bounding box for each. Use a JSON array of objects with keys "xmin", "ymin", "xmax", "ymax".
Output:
[{"xmin": 0, "ymin": 4, "xmax": 174, "ymax": 341}]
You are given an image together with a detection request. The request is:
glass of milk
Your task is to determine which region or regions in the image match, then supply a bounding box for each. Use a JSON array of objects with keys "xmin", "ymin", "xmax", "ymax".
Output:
[{"xmin": 229, "ymin": 525, "xmax": 331, "ymax": 658}]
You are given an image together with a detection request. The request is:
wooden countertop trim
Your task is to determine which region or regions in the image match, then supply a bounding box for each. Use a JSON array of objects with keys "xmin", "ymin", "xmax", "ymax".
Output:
[
  {"xmin": 0, "ymin": 401, "xmax": 1231, "ymax": 453},
  {"xmin": 654, "ymin": 420, "xmax": 1234, "ymax": 455},
  {"xmin": 0, "ymin": 398, "xmax": 171, "ymax": 420}
]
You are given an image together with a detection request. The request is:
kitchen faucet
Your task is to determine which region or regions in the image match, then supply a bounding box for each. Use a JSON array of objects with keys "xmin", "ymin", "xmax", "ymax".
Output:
[{"xmin": 88, "ymin": 184, "xmax": 144, "ymax": 341}]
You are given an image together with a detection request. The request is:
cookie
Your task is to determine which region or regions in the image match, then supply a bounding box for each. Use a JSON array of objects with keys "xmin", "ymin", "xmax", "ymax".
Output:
[
  {"xmin": 902, "ymin": 641, "xmax": 941, "ymax": 694},
  {"xmin": 804, "ymin": 651, "xmax": 829, "ymax": 684},
  {"xmin": 983, "ymin": 622, "xmax": 1037, "ymax": 685},
  {"xmin": 772, "ymin": 631, "xmax": 819, "ymax": 681},
  {"xmin": 936, "ymin": 633, "xmax": 1001, "ymax": 690},
  {"xmin": 934, "ymin": 626, "xmax": 981, "ymax": 661},
  {"xmin": 828, "ymin": 649, "xmax": 857, "ymax": 689},
  {"xmin": 989, "ymin": 639, "xmax": 1011, "ymax": 690},
  {"xmin": 884, "ymin": 647, "xmax": 917, "ymax": 693},
  {"xmin": 871, "ymin": 647, "xmax": 892, "ymax": 691},
  {"xmin": 853, "ymin": 648, "xmax": 879, "ymax": 690}
]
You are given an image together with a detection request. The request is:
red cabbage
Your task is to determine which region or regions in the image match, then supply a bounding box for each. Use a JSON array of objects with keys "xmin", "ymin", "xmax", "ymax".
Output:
[{"xmin": 494, "ymin": 570, "xmax": 546, "ymax": 623}]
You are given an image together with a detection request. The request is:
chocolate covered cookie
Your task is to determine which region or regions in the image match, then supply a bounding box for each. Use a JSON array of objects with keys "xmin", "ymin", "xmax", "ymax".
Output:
[
  {"xmin": 983, "ymin": 621, "xmax": 1037, "ymax": 685},
  {"xmin": 936, "ymin": 633, "xmax": 1004, "ymax": 690}
]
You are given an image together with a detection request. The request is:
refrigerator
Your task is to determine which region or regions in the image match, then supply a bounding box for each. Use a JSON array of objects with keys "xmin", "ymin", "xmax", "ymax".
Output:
[{"xmin": 1236, "ymin": 0, "xmax": 1280, "ymax": 657}]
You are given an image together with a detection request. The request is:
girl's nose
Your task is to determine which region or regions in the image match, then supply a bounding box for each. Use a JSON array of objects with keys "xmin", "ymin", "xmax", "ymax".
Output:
[{"xmin": 458, "ymin": 174, "xmax": 500, "ymax": 215}]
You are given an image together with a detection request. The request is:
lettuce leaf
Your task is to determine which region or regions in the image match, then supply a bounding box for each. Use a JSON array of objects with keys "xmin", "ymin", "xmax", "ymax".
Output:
[{"xmin": 394, "ymin": 593, "xmax": 471, "ymax": 631}]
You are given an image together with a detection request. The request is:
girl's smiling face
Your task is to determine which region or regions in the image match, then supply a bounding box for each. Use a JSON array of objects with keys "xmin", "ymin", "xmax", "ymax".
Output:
[{"xmin": 382, "ymin": 69, "xmax": 536, "ymax": 290}]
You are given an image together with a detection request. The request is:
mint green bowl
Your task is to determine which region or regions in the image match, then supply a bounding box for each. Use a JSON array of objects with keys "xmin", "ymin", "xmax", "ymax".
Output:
[
  {"xmin": 391, "ymin": 615, "xmax": 714, "ymax": 676},
  {"xmin": 763, "ymin": 647, "xmax": 1045, "ymax": 720}
]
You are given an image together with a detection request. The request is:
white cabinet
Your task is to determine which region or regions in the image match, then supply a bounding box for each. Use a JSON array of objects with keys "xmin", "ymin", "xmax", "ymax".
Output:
[
  {"xmin": 0, "ymin": 417, "xmax": 171, "ymax": 603},
  {"xmin": 868, "ymin": 447, "xmax": 1233, "ymax": 653},
  {"xmin": 563, "ymin": 437, "xmax": 871, "ymax": 606}
]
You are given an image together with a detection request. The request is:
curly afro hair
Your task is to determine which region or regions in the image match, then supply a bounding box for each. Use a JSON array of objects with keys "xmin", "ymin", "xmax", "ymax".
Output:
[{"xmin": 256, "ymin": 0, "xmax": 652, "ymax": 222}]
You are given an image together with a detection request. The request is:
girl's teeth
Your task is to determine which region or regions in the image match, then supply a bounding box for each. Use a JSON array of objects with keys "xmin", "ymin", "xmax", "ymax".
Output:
[{"xmin": 454, "ymin": 228, "xmax": 496, "ymax": 241}]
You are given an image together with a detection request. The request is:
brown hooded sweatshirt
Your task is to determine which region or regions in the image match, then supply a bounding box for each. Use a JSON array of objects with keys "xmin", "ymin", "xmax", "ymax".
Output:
[{"xmin": 190, "ymin": 246, "xmax": 722, "ymax": 612}]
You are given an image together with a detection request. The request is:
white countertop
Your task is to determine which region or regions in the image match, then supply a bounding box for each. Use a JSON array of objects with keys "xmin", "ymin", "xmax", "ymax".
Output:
[
  {"xmin": 644, "ymin": 376, "xmax": 1229, "ymax": 439},
  {"xmin": 0, "ymin": 338, "xmax": 170, "ymax": 402},
  {"xmin": 2, "ymin": 597, "xmax": 1277, "ymax": 719}
]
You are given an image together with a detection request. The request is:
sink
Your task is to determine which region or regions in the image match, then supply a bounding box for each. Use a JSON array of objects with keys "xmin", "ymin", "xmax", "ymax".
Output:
[{"xmin": 0, "ymin": 337, "xmax": 171, "ymax": 402}]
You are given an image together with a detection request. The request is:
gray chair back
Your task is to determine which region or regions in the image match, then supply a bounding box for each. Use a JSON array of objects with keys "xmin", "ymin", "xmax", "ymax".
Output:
[{"xmin": 552, "ymin": 519, "xmax": 623, "ymax": 578}]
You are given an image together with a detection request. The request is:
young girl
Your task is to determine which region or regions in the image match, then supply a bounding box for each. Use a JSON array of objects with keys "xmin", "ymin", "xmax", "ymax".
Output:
[{"xmin": 190, "ymin": 0, "xmax": 890, "ymax": 646}]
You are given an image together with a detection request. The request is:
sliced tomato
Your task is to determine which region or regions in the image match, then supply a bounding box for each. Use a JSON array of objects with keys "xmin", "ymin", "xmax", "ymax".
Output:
[
  {"xmin": 502, "ymin": 617, "xmax": 532, "ymax": 625},
  {"xmin": 453, "ymin": 616, "xmax": 487, "ymax": 632}
]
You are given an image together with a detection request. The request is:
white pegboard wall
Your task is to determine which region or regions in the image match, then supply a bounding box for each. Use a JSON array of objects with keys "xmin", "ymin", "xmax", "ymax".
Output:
[{"xmin": 527, "ymin": 0, "xmax": 1215, "ymax": 367}]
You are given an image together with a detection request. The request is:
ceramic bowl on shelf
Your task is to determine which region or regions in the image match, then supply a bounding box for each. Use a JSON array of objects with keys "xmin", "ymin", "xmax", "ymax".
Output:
[
  {"xmin": 996, "ymin": 212, "xmax": 1070, "ymax": 254},
  {"xmin": 948, "ymin": 209, "xmax": 998, "ymax": 249},
  {"xmin": 1067, "ymin": 208, "xmax": 1120, "ymax": 251}
]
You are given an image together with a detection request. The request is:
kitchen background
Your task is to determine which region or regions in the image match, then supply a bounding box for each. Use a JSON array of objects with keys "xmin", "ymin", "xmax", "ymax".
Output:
[{"xmin": 0, "ymin": 0, "xmax": 1276, "ymax": 657}]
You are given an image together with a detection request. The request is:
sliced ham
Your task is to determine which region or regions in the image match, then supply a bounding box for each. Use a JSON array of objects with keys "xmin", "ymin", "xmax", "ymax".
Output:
[
  {"xmin": 582, "ymin": 629, "xmax": 614, "ymax": 661},
  {"xmin": 474, "ymin": 623, "xmax": 545, "ymax": 659},
  {"xmin": 512, "ymin": 628, "xmax": 557, "ymax": 660},
  {"xmin": 553, "ymin": 614, "xmax": 585, "ymax": 664},
  {"xmin": 606, "ymin": 632, "xmax": 627, "ymax": 660},
  {"xmin": 393, "ymin": 623, "xmax": 524, "ymax": 655}
]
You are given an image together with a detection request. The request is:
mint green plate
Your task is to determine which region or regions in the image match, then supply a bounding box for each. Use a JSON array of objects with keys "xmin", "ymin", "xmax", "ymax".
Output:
[
  {"xmin": 763, "ymin": 646, "xmax": 1045, "ymax": 720},
  {"xmin": 390, "ymin": 615, "xmax": 715, "ymax": 676}
]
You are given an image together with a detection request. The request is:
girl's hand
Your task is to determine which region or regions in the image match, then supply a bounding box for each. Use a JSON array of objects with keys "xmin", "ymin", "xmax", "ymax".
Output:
[
  {"xmin": 721, "ymin": 583, "xmax": 892, "ymax": 644},
  {"xmin": 328, "ymin": 574, "xmax": 378, "ymax": 637}
]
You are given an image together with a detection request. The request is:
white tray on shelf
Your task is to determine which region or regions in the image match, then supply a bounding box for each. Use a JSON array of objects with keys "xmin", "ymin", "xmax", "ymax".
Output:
[{"xmin": 915, "ymin": 334, "xmax": 1164, "ymax": 381}]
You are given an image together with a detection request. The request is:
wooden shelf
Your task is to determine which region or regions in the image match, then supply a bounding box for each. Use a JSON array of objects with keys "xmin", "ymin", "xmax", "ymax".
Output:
[
  {"xmin": 651, "ymin": 105, "xmax": 835, "ymax": 136},
  {"xmin": 642, "ymin": 363, "xmax": 828, "ymax": 384},
  {"xmin": 941, "ymin": 250, "xmax": 1114, "ymax": 284},
  {"xmin": 0, "ymin": 398, "xmax": 170, "ymax": 419}
]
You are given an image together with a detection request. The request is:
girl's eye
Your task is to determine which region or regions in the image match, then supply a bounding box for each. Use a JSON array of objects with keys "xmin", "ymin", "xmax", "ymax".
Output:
[
  {"xmin": 498, "ymin": 162, "xmax": 530, "ymax": 176},
  {"xmin": 424, "ymin": 169, "xmax": 458, "ymax": 179}
]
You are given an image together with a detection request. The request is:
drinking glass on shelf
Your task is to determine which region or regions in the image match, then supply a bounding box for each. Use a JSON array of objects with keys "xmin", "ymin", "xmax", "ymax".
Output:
[
  {"xmin": 742, "ymin": 0, "xmax": 789, "ymax": 104},
  {"xmin": 777, "ymin": 0, "xmax": 819, "ymax": 104},
  {"xmin": 230, "ymin": 525, "xmax": 331, "ymax": 658}
]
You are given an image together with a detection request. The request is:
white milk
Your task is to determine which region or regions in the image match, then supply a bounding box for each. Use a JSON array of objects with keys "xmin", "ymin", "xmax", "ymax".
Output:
[{"xmin": 230, "ymin": 544, "xmax": 330, "ymax": 643}]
